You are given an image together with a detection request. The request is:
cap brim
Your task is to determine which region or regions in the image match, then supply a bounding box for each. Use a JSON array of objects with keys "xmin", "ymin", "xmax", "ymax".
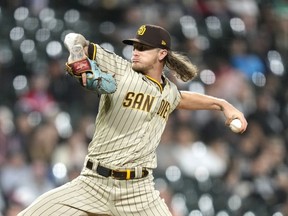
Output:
[{"xmin": 122, "ymin": 39, "xmax": 155, "ymax": 48}]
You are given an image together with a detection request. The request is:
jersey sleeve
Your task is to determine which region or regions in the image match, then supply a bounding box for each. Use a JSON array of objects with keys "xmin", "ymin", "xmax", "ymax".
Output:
[{"xmin": 87, "ymin": 43, "xmax": 130, "ymax": 78}]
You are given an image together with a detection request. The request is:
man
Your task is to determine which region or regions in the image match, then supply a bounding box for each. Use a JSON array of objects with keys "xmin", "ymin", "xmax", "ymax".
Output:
[{"xmin": 18, "ymin": 24, "xmax": 247, "ymax": 216}]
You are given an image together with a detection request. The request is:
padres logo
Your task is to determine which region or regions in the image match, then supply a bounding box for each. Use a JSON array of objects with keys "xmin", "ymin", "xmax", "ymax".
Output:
[{"xmin": 137, "ymin": 25, "xmax": 146, "ymax": 35}]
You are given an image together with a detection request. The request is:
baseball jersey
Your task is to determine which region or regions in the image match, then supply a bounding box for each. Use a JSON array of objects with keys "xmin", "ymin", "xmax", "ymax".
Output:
[{"xmin": 84, "ymin": 44, "xmax": 181, "ymax": 170}]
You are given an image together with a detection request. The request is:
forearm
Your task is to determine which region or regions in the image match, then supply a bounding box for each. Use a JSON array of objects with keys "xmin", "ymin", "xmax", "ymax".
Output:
[
  {"xmin": 177, "ymin": 91, "xmax": 248, "ymax": 133},
  {"xmin": 177, "ymin": 91, "xmax": 227, "ymax": 111}
]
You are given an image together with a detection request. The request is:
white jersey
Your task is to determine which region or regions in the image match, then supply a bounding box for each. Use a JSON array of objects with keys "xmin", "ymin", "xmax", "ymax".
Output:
[{"xmin": 86, "ymin": 44, "xmax": 181, "ymax": 169}]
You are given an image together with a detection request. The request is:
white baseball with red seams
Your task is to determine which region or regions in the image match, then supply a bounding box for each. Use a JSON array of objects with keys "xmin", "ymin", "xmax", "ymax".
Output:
[{"xmin": 230, "ymin": 118, "xmax": 242, "ymax": 133}]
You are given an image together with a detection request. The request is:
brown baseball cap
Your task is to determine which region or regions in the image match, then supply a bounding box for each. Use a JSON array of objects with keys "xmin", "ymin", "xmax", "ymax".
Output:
[{"xmin": 123, "ymin": 24, "xmax": 171, "ymax": 50}]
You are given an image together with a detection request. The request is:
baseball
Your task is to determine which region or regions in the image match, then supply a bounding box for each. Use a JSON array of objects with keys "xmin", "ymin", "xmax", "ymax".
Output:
[{"xmin": 229, "ymin": 119, "xmax": 242, "ymax": 133}]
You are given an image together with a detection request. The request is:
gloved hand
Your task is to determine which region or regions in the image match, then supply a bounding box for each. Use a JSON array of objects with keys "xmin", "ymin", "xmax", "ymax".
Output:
[{"xmin": 66, "ymin": 45, "xmax": 117, "ymax": 94}]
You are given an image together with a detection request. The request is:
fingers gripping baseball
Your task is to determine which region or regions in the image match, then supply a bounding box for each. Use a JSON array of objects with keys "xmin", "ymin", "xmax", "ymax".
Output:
[
  {"xmin": 226, "ymin": 114, "xmax": 247, "ymax": 133},
  {"xmin": 221, "ymin": 102, "xmax": 248, "ymax": 133}
]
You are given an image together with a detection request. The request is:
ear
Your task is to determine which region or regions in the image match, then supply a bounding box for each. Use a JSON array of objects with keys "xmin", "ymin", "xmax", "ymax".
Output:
[{"xmin": 158, "ymin": 49, "xmax": 168, "ymax": 61}]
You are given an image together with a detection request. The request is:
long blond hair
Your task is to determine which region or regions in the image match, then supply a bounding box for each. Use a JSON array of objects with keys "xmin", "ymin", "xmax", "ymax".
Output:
[{"xmin": 165, "ymin": 51, "xmax": 198, "ymax": 82}]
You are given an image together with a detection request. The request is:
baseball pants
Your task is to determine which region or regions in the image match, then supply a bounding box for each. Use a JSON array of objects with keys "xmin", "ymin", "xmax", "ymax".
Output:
[{"xmin": 17, "ymin": 170, "xmax": 172, "ymax": 216}]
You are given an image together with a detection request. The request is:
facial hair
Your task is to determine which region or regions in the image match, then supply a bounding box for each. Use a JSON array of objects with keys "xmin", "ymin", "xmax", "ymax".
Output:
[
  {"xmin": 132, "ymin": 63, "xmax": 147, "ymax": 74},
  {"xmin": 131, "ymin": 59, "xmax": 156, "ymax": 74}
]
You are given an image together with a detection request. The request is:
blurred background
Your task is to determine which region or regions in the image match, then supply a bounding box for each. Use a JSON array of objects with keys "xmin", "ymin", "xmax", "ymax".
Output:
[{"xmin": 0, "ymin": 0, "xmax": 288, "ymax": 215}]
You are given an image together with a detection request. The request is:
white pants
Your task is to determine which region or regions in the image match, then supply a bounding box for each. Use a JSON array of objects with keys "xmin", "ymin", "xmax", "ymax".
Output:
[{"xmin": 17, "ymin": 169, "xmax": 172, "ymax": 216}]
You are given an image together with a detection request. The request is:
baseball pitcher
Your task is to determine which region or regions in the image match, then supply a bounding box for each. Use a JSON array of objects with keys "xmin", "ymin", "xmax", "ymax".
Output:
[{"xmin": 18, "ymin": 24, "xmax": 247, "ymax": 216}]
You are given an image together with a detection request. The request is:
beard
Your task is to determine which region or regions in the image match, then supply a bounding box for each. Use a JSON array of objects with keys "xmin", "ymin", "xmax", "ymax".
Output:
[
  {"xmin": 132, "ymin": 61, "xmax": 154, "ymax": 74},
  {"xmin": 132, "ymin": 62, "xmax": 146, "ymax": 74}
]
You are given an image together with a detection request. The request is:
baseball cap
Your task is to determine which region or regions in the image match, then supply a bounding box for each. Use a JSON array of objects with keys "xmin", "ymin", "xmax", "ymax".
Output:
[{"xmin": 123, "ymin": 24, "xmax": 171, "ymax": 50}]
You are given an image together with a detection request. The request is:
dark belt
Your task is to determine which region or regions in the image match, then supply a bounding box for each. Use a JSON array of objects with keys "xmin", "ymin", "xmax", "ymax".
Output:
[{"xmin": 85, "ymin": 160, "xmax": 149, "ymax": 180}]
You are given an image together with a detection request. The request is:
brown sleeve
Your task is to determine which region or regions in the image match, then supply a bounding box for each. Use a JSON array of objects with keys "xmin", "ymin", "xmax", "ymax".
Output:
[{"xmin": 87, "ymin": 42, "xmax": 97, "ymax": 60}]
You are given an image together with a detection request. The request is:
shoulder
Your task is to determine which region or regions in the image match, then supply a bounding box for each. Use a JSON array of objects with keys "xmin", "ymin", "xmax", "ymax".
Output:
[{"xmin": 164, "ymin": 76, "xmax": 179, "ymax": 91}]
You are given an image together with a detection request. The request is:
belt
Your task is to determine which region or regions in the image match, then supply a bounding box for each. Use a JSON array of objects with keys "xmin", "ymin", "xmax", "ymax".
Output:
[{"xmin": 85, "ymin": 160, "xmax": 149, "ymax": 180}]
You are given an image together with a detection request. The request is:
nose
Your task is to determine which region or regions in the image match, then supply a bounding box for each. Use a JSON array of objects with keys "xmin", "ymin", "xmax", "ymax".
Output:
[
  {"xmin": 132, "ymin": 49, "xmax": 140, "ymax": 58},
  {"xmin": 132, "ymin": 48, "xmax": 139, "ymax": 54}
]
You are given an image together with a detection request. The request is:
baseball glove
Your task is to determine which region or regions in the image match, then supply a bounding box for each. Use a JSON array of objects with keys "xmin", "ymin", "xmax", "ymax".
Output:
[{"xmin": 66, "ymin": 57, "xmax": 117, "ymax": 94}]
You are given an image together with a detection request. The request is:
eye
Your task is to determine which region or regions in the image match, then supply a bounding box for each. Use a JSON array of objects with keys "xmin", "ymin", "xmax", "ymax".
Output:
[
  {"xmin": 133, "ymin": 44, "xmax": 144, "ymax": 51},
  {"xmin": 133, "ymin": 44, "xmax": 153, "ymax": 51}
]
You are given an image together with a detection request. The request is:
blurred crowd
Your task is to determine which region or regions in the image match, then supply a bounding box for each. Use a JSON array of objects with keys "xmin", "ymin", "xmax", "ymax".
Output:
[{"xmin": 0, "ymin": 0, "xmax": 288, "ymax": 215}]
